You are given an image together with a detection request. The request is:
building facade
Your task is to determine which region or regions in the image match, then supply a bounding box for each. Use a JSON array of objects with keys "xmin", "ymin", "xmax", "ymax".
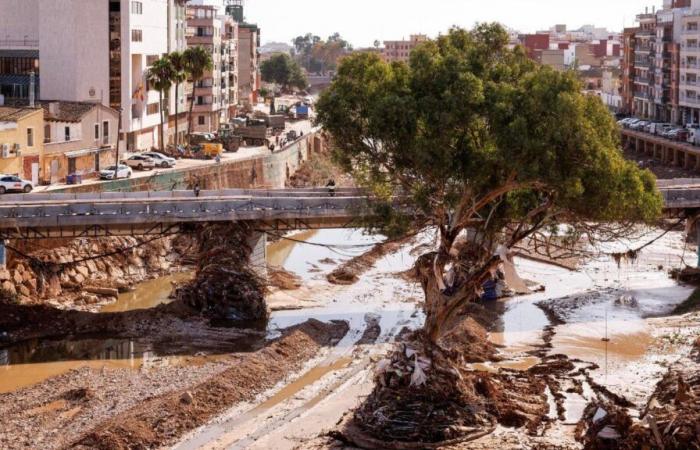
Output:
[
  {"xmin": 238, "ymin": 23, "xmax": 261, "ymax": 107},
  {"xmin": 0, "ymin": 0, "xmax": 189, "ymax": 152},
  {"xmin": 40, "ymin": 101, "xmax": 119, "ymax": 183},
  {"xmin": 0, "ymin": 105, "xmax": 44, "ymax": 182},
  {"xmin": 381, "ymin": 35, "xmax": 428, "ymax": 63}
]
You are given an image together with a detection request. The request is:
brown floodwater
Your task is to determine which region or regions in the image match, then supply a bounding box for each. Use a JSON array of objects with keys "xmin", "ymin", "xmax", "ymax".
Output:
[{"xmin": 100, "ymin": 271, "xmax": 193, "ymax": 313}]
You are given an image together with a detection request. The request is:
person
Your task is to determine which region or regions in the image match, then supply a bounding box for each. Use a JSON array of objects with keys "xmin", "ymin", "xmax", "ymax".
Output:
[
  {"xmin": 194, "ymin": 180, "xmax": 201, "ymax": 198},
  {"xmin": 326, "ymin": 179, "xmax": 336, "ymax": 197}
]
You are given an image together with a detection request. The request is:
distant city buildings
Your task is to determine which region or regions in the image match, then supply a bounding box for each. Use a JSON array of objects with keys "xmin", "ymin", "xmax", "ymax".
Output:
[
  {"xmin": 620, "ymin": 0, "xmax": 700, "ymax": 124},
  {"xmin": 381, "ymin": 35, "xmax": 428, "ymax": 63}
]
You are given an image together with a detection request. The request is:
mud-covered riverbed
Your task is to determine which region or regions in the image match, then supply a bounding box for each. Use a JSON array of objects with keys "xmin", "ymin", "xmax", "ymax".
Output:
[{"xmin": 1, "ymin": 227, "xmax": 699, "ymax": 449}]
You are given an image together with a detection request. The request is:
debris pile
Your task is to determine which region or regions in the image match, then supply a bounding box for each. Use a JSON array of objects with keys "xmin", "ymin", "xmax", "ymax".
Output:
[
  {"xmin": 624, "ymin": 371, "xmax": 700, "ymax": 449},
  {"xmin": 175, "ymin": 223, "xmax": 267, "ymax": 321},
  {"xmin": 345, "ymin": 332, "xmax": 547, "ymax": 447}
]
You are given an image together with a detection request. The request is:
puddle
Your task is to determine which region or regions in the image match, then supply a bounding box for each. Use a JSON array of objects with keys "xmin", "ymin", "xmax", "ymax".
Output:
[
  {"xmin": 100, "ymin": 271, "xmax": 193, "ymax": 313},
  {"xmin": 470, "ymin": 356, "xmax": 541, "ymax": 373},
  {"xmin": 267, "ymin": 229, "xmax": 384, "ymax": 281}
]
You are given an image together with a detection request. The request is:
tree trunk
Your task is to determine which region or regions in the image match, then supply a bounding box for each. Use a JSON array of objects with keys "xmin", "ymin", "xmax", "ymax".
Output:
[
  {"xmin": 417, "ymin": 252, "xmax": 502, "ymax": 344},
  {"xmin": 174, "ymin": 82, "xmax": 179, "ymax": 147},
  {"xmin": 187, "ymin": 78, "xmax": 196, "ymax": 143},
  {"xmin": 158, "ymin": 90, "xmax": 165, "ymax": 152}
]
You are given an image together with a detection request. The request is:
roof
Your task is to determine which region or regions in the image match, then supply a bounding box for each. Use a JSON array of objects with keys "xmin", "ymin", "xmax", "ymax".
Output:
[
  {"xmin": 40, "ymin": 101, "xmax": 103, "ymax": 123},
  {"xmin": 0, "ymin": 106, "xmax": 41, "ymax": 122}
]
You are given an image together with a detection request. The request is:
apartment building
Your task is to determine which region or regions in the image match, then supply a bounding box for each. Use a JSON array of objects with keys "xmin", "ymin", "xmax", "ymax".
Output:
[
  {"xmin": 0, "ymin": 0, "xmax": 189, "ymax": 152},
  {"xmin": 382, "ymin": 35, "xmax": 428, "ymax": 63},
  {"xmin": 186, "ymin": 4, "xmax": 225, "ymax": 133},
  {"xmin": 238, "ymin": 23, "xmax": 261, "ymax": 107}
]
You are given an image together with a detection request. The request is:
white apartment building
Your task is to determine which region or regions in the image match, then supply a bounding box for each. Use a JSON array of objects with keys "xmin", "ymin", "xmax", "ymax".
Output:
[{"xmin": 0, "ymin": 0, "xmax": 188, "ymax": 151}]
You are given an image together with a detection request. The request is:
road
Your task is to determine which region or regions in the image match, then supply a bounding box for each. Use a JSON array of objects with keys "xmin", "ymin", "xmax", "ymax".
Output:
[{"xmin": 29, "ymin": 118, "xmax": 314, "ymax": 194}]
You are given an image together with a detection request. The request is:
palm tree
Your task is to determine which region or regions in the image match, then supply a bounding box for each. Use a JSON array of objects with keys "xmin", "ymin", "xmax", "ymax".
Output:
[
  {"xmin": 183, "ymin": 46, "xmax": 213, "ymax": 140},
  {"xmin": 146, "ymin": 58, "xmax": 175, "ymax": 152},
  {"xmin": 167, "ymin": 51, "xmax": 187, "ymax": 147}
]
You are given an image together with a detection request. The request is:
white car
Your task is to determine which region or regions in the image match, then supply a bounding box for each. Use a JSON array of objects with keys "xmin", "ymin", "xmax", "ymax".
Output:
[
  {"xmin": 0, "ymin": 174, "xmax": 33, "ymax": 194},
  {"xmin": 142, "ymin": 152, "xmax": 176, "ymax": 168},
  {"xmin": 100, "ymin": 165, "xmax": 132, "ymax": 180},
  {"xmin": 124, "ymin": 155, "xmax": 156, "ymax": 171}
]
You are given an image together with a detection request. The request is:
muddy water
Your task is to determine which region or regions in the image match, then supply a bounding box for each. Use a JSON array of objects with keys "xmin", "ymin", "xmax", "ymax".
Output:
[
  {"xmin": 267, "ymin": 229, "xmax": 384, "ymax": 281},
  {"xmin": 0, "ymin": 272, "xmax": 197, "ymax": 393},
  {"xmin": 100, "ymin": 271, "xmax": 193, "ymax": 313},
  {"xmin": 496, "ymin": 229, "xmax": 695, "ymax": 399}
]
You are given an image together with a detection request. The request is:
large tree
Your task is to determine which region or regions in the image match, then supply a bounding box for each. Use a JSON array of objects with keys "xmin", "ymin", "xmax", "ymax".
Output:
[
  {"xmin": 260, "ymin": 53, "xmax": 308, "ymax": 92},
  {"xmin": 183, "ymin": 46, "xmax": 213, "ymax": 138},
  {"xmin": 316, "ymin": 24, "xmax": 661, "ymax": 443},
  {"xmin": 146, "ymin": 57, "xmax": 175, "ymax": 152},
  {"xmin": 167, "ymin": 51, "xmax": 188, "ymax": 147}
]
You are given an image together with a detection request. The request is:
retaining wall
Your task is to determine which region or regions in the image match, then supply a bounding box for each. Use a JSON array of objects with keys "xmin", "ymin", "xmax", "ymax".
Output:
[{"xmin": 50, "ymin": 132, "xmax": 324, "ymax": 194}]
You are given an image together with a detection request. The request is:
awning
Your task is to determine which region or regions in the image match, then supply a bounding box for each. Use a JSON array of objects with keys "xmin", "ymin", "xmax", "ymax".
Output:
[{"xmin": 65, "ymin": 147, "xmax": 113, "ymax": 158}]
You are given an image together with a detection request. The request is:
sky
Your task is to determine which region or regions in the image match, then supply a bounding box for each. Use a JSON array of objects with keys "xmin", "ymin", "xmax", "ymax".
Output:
[{"xmin": 239, "ymin": 0, "xmax": 657, "ymax": 48}]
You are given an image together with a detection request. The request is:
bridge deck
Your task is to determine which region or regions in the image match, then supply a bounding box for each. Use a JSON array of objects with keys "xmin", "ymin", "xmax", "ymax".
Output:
[{"xmin": 0, "ymin": 188, "xmax": 372, "ymax": 239}]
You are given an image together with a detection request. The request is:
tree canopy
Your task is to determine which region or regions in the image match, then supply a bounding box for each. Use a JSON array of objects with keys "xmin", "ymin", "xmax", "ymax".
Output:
[
  {"xmin": 260, "ymin": 53, "xmax": 308, "ymax": 91},
  {"xmin": 292, "ymin": 32, "xmax": 352, "ymax": 74},
  {"xmin": 316, "ymin": 24, "xmax": 662, "ymax": 339}
]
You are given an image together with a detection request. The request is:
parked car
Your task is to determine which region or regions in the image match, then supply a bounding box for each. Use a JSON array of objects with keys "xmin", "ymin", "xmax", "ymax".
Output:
[
  {"xmin": 142, "ymin": 152, "xmax": 176, "ymax": 168},
  {"xmin": 688, "ymin": 127, "xmax": 700, "ymax": 145},
  {"xmin": 653, "ymin": 124, "xmax": 673, "ymax": 136},
  {"xmin": 667, "ymin": 128, "xmax": 689, "ymax": 142},
  {"xmin": 0, "ymin": 174, "xmax": 32, "ymax": 194},
  {"xmin": 631, "ymin": 120, "xmax": 649, "ymax": 131},
  {"xmin": 124, "ymin": 155, "xmax": 156, "ymax": 171},
  {"xmin": 100, "ymin": 165, "xmax": 132, "ymax": 180},
  {"xmin": 624, "ymin": 119, "xmax": 641, "ymax": 129}
]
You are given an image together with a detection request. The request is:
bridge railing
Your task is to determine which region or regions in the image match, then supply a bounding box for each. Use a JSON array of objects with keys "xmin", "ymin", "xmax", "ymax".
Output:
[{"xmin": 0, "ymin": 188, "xmax": 366, "ymax": 204}]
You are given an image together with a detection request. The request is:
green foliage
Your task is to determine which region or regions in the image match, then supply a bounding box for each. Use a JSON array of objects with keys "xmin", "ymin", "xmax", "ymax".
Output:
[
  {"xmin": 292, "ymin": 32, "xmax": 352, "ymax": 73},
  {"xmin": 260, "ymin": 53, "xmax": 308, "ymax": 91},
  {"xmin": 183, "ymin": 46, "xmax": 214, "ymax": 84},
  {"xmin": 317, "ymin": 24, "xmax": 662, "ymax": 248}
]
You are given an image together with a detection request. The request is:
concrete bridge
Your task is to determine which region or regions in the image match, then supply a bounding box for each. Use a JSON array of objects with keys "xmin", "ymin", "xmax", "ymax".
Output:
[
  {"xmin": 0, "ymin": 188, "xmax": 372, "ymax": 240},
  {"xmin": 622, "ymin": 128, "xmax": 700, "ymax": 172},
  {"xmin": 2, "ymin": 183, "xmax": 700, "ymax": 241}
]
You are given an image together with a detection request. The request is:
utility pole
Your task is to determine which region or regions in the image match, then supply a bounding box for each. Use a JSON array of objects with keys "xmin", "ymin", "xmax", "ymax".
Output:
[{"xmin": 115, "ymin": 107, "xmax": 123, "ymax": 180}]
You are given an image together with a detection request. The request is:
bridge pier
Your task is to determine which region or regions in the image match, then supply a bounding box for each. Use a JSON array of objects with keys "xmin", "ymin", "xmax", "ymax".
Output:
[
  {"xmin": 246, "ymin": 231, "xmax": 268, "ymax": 280},
  {"xmin": 0, "ymin": 240, "xmax": 5, "ymax": 269}
]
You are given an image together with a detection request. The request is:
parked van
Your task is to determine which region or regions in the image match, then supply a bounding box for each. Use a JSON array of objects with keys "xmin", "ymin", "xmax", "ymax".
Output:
[{"xmin": 688, "ymin": 127, "xmax": 700, "ymax": 145}]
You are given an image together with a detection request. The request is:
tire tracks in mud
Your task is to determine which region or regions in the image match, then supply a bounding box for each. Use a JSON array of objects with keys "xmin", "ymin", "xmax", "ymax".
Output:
[{"xmin": 174, "ymin": 314, "xmax": 393, "ymax": 450}]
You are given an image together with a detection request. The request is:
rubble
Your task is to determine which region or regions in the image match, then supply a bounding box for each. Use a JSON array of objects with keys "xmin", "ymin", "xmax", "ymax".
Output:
[{"xmin": 175, "ymin": 223, "xmax": 268, "ymax": 321}]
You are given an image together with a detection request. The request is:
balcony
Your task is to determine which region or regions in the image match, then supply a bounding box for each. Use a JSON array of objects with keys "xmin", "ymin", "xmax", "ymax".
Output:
[
  {"xmin": 683, "ymin": 27, "xmax": 700, "ymax": 35},
  {"xmin": 0, "ymin": 38, "xmax": 39, "ymax": 49},
  {"xmin": 634, "ymin": 91, "xmax": 651, "ymax": 100},
  {"xmin": 683, "ymin": 61, "xmax": 700, "ymax": 69},
  {"xmin": 680, "ymin": 95, "xmax": 700, "ymax": 105}
]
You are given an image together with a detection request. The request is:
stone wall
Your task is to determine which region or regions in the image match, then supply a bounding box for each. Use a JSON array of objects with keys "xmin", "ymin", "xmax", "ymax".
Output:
[
  {"xmin": 50, "ymin": 132, "xmax": 325, "ymax": 194},
  {"xmin": 0, "ymin": 235, "xmax": 190, "ymax": 311}
]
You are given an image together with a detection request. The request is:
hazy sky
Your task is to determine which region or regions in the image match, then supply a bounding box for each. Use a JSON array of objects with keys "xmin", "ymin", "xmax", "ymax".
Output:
[{"xmin": 241, "ymin": 0, "xmax": 656, "ymax": 47}]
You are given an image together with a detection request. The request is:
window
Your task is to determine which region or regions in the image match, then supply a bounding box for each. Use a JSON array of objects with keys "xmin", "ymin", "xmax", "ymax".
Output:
[
  {"xmin": 44, "ymin": 124, "xmax": 51, "ymax": 143},
  {"xmin": 103, "ymin": 121, "xmax": 110, "ymax": 145},
  {"xmin": 27, "ymin": 128, "xmax": 34, "ymax": 147},
  {"xmin": 131, "ymin": 29, "xmax": 143, "ymax": 42},
  {"xmin": 94, "ymin": 123, "xmax": 100, "ymax": 140},
  {"xmin": 198, "ymin": 116, "xmax": 205, "ymax": 125},
  {"xmin": 146, "ymin": 103, "xmax": 159, "ymax": 115},
  {"xmin": 197, "ymin": 96, "xmax": 204, "ymax": 105},
  {"xmin": 65, "ymin": 126, "xmax": 71, "ymax": 141},
  {"xmin": 131, "ymin": 1, "xmax": 142, "ymax": 14}
]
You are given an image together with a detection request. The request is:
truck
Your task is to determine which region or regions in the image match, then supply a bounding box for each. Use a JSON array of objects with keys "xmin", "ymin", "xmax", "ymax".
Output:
[
  {"xmin": 267, "ymin": 114, "xmax": 286, "ymax": 131},
  {"xmin": 295, "ymin": 104, "xmax": 310, "ymax": 120},
  {"xmin": 234, "ymin": 123, "xmax": 270, "ymax": 146},
  {"xmin": 216, "ymin": 127, "xmax": 242, "ymax": 152}
]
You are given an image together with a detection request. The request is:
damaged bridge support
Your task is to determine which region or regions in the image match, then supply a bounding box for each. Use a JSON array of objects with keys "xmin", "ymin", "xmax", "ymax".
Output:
[{"xmin": 176, "ymin": 223, "xmax": 269, "ymax": 321}]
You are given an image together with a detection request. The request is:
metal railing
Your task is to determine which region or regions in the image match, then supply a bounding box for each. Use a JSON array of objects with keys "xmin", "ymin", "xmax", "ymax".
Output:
[{"xmin": 0, "ymin": 38, "xmax": 38, "ymax": 48}]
